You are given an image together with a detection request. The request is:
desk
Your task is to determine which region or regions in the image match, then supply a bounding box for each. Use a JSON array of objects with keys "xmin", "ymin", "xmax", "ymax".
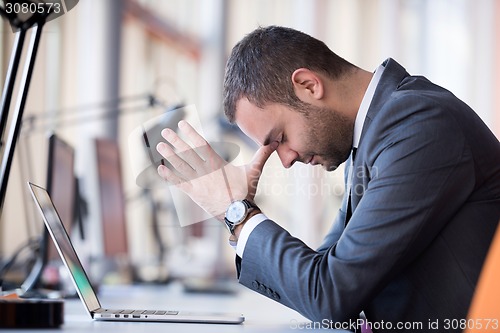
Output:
[{"xmin": 2, "ymin": 282, "xmax": 349, "ymax": 332}]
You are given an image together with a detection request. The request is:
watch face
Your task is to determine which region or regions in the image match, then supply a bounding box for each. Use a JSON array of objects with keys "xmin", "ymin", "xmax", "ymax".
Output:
[{"xmin": 226, "ymin": 200, "xmax": 247, "ymax": 223}]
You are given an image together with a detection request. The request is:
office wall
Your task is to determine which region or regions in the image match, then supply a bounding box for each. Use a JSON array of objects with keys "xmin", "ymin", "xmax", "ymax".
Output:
[{"xmin": 0, "ymin": 0, "xmax": 498, "ymax": 280}]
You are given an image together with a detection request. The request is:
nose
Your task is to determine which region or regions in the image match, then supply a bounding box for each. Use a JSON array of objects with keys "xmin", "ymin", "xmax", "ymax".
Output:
[{"xmin": 276, "ymin": 144, "xmax": 299, "ymax": 168}]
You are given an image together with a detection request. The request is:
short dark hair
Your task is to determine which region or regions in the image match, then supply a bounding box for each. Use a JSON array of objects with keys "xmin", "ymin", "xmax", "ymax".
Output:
[{"xmin": 223, "ymin": 26, "xmax": 356, "ymax": 122}]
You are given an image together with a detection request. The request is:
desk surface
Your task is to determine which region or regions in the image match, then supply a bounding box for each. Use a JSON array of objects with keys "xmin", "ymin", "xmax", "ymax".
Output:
[{"xmin": 2, "ymin": 282, "xmax": 349, "ymax": 332}]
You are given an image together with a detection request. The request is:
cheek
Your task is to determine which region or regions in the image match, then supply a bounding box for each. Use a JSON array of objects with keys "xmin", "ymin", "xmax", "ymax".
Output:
[
  {"xmin": 294, "ymin": 121, "xmax": 319, "ymax": 151},
  {"xmin": 287, "ymin": 131, "xmax": 315, "ymax": 155}
]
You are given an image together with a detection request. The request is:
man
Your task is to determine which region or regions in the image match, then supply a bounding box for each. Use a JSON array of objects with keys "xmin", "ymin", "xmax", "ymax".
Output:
[{"xmin": 156, "ymin": 26, "xmax": 500, "ymax": 332}]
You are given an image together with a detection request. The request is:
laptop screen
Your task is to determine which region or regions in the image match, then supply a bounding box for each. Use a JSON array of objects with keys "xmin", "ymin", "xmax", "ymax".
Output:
[{"xmin": 28, "ymin": 182, "xmax": 101, "ymax": 313}]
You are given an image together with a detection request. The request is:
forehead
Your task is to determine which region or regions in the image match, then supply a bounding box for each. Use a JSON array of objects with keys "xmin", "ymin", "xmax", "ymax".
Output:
[{"xmin": 234, "ymin": 98, "xmax": 283, "ymax": 146}]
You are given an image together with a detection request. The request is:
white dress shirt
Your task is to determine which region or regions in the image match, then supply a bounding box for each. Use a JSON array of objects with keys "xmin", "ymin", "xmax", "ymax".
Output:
[{"xmin": 235, "ymin": 63, "xmax": 386, "ymax": 258}]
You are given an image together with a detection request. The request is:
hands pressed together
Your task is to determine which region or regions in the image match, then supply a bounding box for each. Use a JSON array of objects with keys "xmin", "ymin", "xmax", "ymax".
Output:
[{"xmin": 156, "ymin": 120, "xmax": 277, "ymax": 222}]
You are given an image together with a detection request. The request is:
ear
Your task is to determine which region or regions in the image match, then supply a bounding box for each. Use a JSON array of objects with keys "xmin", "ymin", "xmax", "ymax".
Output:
[{"xmin": 291, "ymin": 68, "xmax": 324, "ymax": 103}]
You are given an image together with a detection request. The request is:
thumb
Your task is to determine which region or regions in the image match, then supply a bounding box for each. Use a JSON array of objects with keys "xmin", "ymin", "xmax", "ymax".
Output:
[{"xmin": 248, "ymin": 142, "xmax": 278, "ymax": 177}]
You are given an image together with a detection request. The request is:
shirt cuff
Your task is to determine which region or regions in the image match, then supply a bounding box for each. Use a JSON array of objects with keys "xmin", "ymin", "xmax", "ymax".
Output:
[{"xmin": 235, "ymin": 213, "xmax": 268, "ymax": 258}]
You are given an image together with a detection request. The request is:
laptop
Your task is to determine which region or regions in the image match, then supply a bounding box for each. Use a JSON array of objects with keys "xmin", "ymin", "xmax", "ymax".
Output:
[{"xmin": 27, "ymin": 182, "xmax": 244, "ymax": 324}]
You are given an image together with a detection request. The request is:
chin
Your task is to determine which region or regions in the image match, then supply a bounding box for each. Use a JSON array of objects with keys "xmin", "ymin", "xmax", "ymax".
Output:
[
  {"xmin": 325, "ymin": 165, "xmax": 338, "ymax": 172},
  {"xmin": 321, "ymin": 161, "xmax": 338, "ymax": 172}
]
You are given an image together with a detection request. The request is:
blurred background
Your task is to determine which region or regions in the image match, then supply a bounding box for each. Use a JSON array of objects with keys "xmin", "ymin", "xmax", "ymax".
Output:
[{"xmin": 0, "ymin": 0, "xmax": 498, "ymax": 293}]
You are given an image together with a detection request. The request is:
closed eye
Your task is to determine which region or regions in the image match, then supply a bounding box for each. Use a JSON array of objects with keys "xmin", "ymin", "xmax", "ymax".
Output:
[{"xmin": 280, "ymin": 133, "xmax": 286, "ymax": 144}]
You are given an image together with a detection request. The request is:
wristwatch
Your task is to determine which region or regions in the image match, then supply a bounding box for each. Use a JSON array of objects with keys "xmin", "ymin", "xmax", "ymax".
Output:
[{"xmin": 224, "ymin": 199, "xmax": 258, "ymax": 235}]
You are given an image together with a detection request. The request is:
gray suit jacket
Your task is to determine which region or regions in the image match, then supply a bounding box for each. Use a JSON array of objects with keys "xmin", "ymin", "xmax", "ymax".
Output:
[{"xmin": 236, "ymin": 58, "xmax": 500, "ymax": 332}]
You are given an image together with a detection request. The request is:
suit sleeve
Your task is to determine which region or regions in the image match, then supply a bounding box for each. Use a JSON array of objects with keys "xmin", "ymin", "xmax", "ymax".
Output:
[{"xmin": 236, "ymin": 95, "xmax": 477, "ymax": 323}]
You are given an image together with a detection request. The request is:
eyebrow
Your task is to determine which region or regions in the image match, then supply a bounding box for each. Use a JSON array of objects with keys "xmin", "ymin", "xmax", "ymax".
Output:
[{"xmin": 262, "ymin": 127, "xmax": 280, "ymax": 146}]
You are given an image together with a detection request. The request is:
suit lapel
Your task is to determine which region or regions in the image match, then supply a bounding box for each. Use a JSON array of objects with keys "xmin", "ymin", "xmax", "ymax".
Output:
[
  {"xmin": 358, "ymin": 58, "xmax": 410, "ymax": 149},
  {"xmin": 350, "ymin": 59, "xmax": 409, "ymax": 213}
]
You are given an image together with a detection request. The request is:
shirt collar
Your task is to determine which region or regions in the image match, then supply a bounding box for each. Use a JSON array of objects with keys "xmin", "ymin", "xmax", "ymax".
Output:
[{"xmin": 352, "ymin": 63, "xmax": 386, "ymax": 149}]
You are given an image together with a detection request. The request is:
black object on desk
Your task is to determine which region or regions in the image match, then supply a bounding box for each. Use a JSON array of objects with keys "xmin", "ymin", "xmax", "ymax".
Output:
[{"xmin": 0, "ymin": 297, "xmax": 64, "ymax": 328}]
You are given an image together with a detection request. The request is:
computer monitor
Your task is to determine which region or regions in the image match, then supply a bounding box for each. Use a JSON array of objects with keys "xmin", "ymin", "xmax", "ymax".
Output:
[
  {"xmin": 46, "ymin": 134, "xmax": 76, "ymax": 259},
  {"xmin": 21, "ymin": 133, "xmax": 76, "ymax": 292}
]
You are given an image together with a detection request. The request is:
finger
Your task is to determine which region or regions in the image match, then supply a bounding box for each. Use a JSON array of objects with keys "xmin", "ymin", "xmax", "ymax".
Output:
[
  {"xmin": 177, "ymin": 120, "xmax": 207, "ymax": 148},
  {"xmin": 157, "ymin": 164, "xmax": 187, "ymax": 186},
  {"xmin": 248, "ymin": 141, "xmax": 278, "ymax": 178},
  {"xmin": 178, "ymin": 121, "xmax": 223, "ymax": 165},
  {"xmin": 156, "ymin": 142, "xmax": 197, "ymax": 180},
  {"xmin": 161, "ymin": 128, "xmax": 205, "ymax": 168}
]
